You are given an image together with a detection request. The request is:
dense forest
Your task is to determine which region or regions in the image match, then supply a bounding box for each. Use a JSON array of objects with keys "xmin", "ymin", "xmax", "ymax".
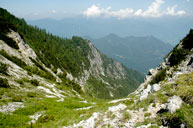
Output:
[{"xmin": 0, "ymin": 8, "xmax": 91, "ymax": 77}]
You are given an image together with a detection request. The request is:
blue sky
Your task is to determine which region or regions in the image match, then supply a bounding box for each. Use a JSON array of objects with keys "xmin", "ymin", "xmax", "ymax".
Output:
[{"xmin": 0, "ymin": 0, "xmax": 193, "ymax": 20}]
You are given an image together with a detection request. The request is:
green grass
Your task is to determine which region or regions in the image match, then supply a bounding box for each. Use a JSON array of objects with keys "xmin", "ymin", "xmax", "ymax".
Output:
[
  {"xmin": 151, "ymin": 72, "xmax": 193, "ymax": 127},
  {"xmin": 122, "ymin": 111, "xmax": 131, "ymax": 122},
  {"xmin": 0, "ymin": 76, "xmax": 112, "ymax": 128},
  {"xmin": 0, "ymin": 64, "xmax": 191, "ymax": 128}
]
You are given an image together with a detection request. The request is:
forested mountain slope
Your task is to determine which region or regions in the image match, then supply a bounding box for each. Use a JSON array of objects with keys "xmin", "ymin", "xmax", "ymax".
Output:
[{"xmin": 0, "ymin": 8, "xmax": 144, "ymax": 100}]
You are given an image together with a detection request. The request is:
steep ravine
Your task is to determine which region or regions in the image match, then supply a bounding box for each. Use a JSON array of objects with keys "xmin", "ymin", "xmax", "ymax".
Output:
[{"xmin": 64, "ymin": 29, "xmax": 193, "ymax": 128}]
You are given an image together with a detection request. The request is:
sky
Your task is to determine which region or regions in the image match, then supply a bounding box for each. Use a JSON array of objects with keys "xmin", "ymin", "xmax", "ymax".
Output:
[
  {"xmin": 0, "ymin": 0, "xmax": 193, "ymax": 20},
  {"xmin": 1, "ymin": 0, "xmax": 193, "ymax": 45}
]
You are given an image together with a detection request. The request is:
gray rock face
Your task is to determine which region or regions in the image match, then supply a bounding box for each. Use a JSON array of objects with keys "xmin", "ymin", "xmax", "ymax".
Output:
[
  {"xmin": 0, "ymin": 102, "xmax": 24, "ymax": 114},
  {"xmin": 151, "ymin": 83, "xmax": 161, "ymax": 92},
  {"xmin": 76, "ymin": 41, "xmax": 128, "ymax": 93},
  {"xmin": 140, "ymin": 84, "xmax": 151, "ymax": 100},
  {"xmin": 148, "ymin": 68, "xmax": 157, "ymax": 75},
  {"xmin": 167, "ymin": 95, "xmax": 183, "ymax": 114}
]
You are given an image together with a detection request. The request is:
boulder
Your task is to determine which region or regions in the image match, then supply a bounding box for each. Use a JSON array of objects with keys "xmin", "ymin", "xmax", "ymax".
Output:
[
  {"xmin": 151, "ymin": 83, "xmax": 161, "ymax": 92},
  {"xmin": 167, "ymin": 95, "xmax": 183, "ymax": 113},
  {"xmin": 148, "ymin": 69, "xmax": 156, "ymax": 75},
  {"xmin": 140, "ymin": 84, "xmax": 151, "ymax": 100}
]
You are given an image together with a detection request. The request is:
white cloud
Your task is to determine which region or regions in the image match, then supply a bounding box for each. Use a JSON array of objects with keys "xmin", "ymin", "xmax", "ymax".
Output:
[
  {"xmin": 107, "ymin": 8, "xmax": 134, "ymax": 18},
  {"xmin": 82, "ymin": 0, "xmax": 186, "ymax": 18},
  {"xmin": 82, "ymin": 5, "xmax": 110, "ymax": 17},
  {"xmin": 166, "ymin": 6, "xmax": 185, "ymax": 16},
  {"xmin": 142, "ymin": 0, "xmax": 164, "ymax": 17},
  {"xmin": 135, "ymin": 9, "xmax": 143, "ymax": 16}
]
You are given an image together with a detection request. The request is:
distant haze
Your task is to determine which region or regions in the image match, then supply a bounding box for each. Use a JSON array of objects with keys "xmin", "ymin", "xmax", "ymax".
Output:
[
  {"xmin": 86, "ymin": 34, "xmax": 173, "ymax": 73},
  {"xmin": 28, "ymin": 17, "xmax": 193, "ymax": 45},
  {"xmin": 1, "ymin": 0, "xmax": 193, "ymax": 45}
]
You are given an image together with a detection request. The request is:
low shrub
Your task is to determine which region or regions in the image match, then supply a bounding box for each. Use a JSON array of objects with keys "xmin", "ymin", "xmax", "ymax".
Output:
[
  {"xmin": 27, "ymin": 92, "xmax": 37, "ymax": 98},
  {"xmin": 0, "ymin": 33, "xmax": 19, "ymax": 49},
  {"xmin": 0, "ymin": 77, "xmax": 9, "ymax": 88},
  {"xmin": 0, "ymin": 17, "xmax": 19, "ymax": 50},
  {"xmin": 150, "ymin": 68, "xmax": 166, "ymax": 85},
  {"xmin": 12, "ymin": 95, "xmax": 23, "ymax": 102},
  {"xmin": 122, "ymin": 111, "xmax": 131, "ymax": 121},
  {"xmin": 16, "ymin": 79, "xmax": 24, "ymax": 85},
  {"xmin": 181, "ymin": 29, "xmax": 193, "ymax": 50},
  {"xmin": 65, "ymin": 80, "xmax": 83, "ymax": 94},
  {"xmin": 0, "ymin": 63, "xmax": 8, "ymax": 75},
  {"xmin": 30, "ymin": 79, "xmax": 39, "ymax": 86},
  {"xmin": 37, "ymin": 115, "xmax": 55, "ymax": 123},
  {"xmin": 144, "ymin": 112, "xmax": 151, "ymax": 117},
  {"xmin": 0, "ymin": 50, "xmax": 27, "ymax": 68},
  {"xmin": 169, "ymin": 48, "xmax": 189, "ymax": 66}
]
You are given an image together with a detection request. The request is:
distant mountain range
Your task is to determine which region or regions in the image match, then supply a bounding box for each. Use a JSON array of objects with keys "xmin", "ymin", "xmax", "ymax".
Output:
[
  {"xmin": 28, "ymin": 17, "xmax": 193, "ymax": 45},
  {"xmin": 86, "ymin": 34, "xmax": 173, "ymax": 73}
]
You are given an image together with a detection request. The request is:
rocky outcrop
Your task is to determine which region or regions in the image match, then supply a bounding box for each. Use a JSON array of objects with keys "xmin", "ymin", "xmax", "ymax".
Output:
[
  {"xmin": 151, "ymin": 83, "xmax": 161, "ymax": 92},
  {"xmin": 7, "ymin": 30, "xmax": 37, "ymax": 66},
  {"xmin": 1, "ymin": 30, "xmax": 62, "ymax": 82},
  {"xmin": 167, "ymin": 95, "xmax": 183, "ymax": 114},
  {"xmin": 140, "ymin": 84, "xmax": 151, "ymax": 100},
  {"xmin": 0, "ymin": 102, "xmax": 24, "ymax": 114},
  {"xmin": 76, "ymin": 41, "xmax": 127, "ymax": 86}
]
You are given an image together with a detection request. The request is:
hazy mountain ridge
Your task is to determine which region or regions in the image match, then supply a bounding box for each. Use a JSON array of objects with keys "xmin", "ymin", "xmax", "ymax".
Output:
[
  {"xmin": 86, "ymin": 34, "xmax": 173, "ymax": 73},
  {"xmin": 28, "ymin": 17, "xmax": 193, "ymax": 45}
]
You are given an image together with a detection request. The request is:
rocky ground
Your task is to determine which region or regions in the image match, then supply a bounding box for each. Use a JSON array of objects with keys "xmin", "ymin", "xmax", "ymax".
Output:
[{"xmin": 63, "ymin": 47, "xmax": 193, "ymax": 128}]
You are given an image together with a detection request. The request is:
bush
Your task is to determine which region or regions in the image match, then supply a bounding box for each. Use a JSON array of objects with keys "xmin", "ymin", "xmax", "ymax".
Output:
[
  {"xmin": 0, "ymin": 50, "xmax": 27, "ymax": 68},
  {"xmin": 169, "ymin": 48, "xmax": 189, "ymax": 66},
  {"xmin": 0, "ymin": 33, "xmax": 19, "ymax": 49},
  {"xmin": 38, "ymin": 115, "xmax": 55, "ymax": 123},
  {"xmin": 182, "ymin": 29, "xmax": 193, "ymax": 50},
  {"xmin": 122, "ymin": 111, "xmax": 131, "ymax": 121},
  {"xmin": 0, "ymin": 17, "xmax": 19, "ymax": 49},
  {"xmin": 30, "ymin": 79, "xmax": 39, "ymax": 86},
  {"xmin": 0, "ymin": 63, "xmax": 8, "ymax": 75},
  {"xmin": 0, "ymin": 77, "xmax": 9, "ymax": 88},
  {"xmin": 150, "ymin": 68, "xmax": 166, "ymax": 85},
  {"xmin": 144, "ymin": 113, "xmax": 151, "ymax": 117},
  {"xmin": 16, "ymin": 79, "xmax": 24, "ymax": 85},
  {"xmin": 12, "ymin": 95, "xmax": 23, "ymax": 102},
  {"xmin": 65, "ymin": 80, "xmax": 83, "ymax": 94},
  {"xmin": 27, "ymin": 92, "xmax": 36, "ymax": 97}
]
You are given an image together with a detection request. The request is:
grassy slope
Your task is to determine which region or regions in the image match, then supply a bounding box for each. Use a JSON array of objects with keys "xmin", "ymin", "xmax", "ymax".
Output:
[{"xmin": 0, "ymin": 74, "xmax": 114, "ymax": 128}]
